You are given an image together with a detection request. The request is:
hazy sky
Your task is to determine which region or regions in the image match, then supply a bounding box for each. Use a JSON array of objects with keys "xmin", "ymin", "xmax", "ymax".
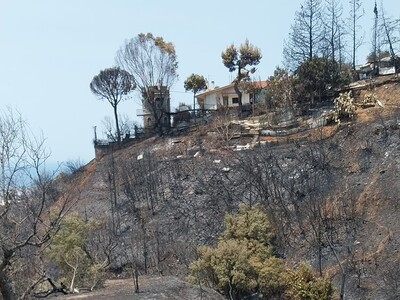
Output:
[{"xmin": 0, "ymin": 0, "xmax": 398, "ymax": 164}]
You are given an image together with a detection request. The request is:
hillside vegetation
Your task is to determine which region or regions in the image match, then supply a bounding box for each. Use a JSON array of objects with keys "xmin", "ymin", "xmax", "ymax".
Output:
[{"xmin": 50, "ymin": 76, "xmax": 400, "ymax": 299}]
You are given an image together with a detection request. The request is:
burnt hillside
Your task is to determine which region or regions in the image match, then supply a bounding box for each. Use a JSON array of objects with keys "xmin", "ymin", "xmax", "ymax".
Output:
[{"xmin": 62, "ymin": 76, "xmax": 400, "ymax": 299}]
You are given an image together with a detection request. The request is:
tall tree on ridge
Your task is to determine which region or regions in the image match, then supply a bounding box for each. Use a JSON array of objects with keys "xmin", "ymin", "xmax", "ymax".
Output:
[
  {"xmin": 323, "ymin": 0, "xmax": 345, "ymax": 65},
  {"xmin": 349, "ymin": 0, "xmax": 365, "ymax": 70},
  {"xmin": 221, "ymin": 39, "xmax": 262, "ymax": 115},
  {"xmin": 90, "ymin": 67, "xmax": 136, "ymax": 143},
  {"xmin": 184, "ymin": 73, "xmax": 207, "ymax": 118},
  {"xmin": 372, "ymin": 1, "xmax": 379, "ymax": 72},
  {"xmin": 116, "ymin": 33, "xmax": 178, "ymax": 133},
  {"xmin": 283, "ymin": 0, "xmax": 325, "ymax": 71}
]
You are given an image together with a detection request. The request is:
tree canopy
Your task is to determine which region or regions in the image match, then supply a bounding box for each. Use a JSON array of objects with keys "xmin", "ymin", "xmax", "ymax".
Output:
[
  {"xmin": 296, "ymin": 57, "xmax": 350, "ymax": 105},
  {"xmin": 116, "ymin": 33, "xmax": 178, "ymax": 132},
  {"xmin": 184, "ymin": 73, "xmax": 207, "ymax": 116},
  {"xmin": 188, "ymin": 205, "xmax": 333, "ymax": 300},
  {"xmin": 90, "ymin": 67, "xmax": 135, "ymax": 143},
  {"xmin": 46, "ymin": 213, "xmax": 105, "ymax": 292},
  {"xmin": 221, "ymin": 40, "xmax": 262, "ymax": 113}
]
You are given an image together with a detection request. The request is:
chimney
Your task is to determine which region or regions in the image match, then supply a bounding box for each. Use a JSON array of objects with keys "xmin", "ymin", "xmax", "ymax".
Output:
[{"xmin": 209, "ymin": 81, "xmax": 215, "ymax": 90}]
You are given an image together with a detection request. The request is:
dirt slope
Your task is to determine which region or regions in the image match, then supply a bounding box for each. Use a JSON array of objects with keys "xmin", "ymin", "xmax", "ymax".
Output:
[{"xmin": 50, "ymin": 277, "xmax": 224, "ymax": 300}]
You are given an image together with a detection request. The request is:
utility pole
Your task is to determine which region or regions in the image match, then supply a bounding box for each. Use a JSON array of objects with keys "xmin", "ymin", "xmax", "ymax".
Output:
[
  {"xmin": 373, "ymin": 1, "xmax": 378, "ymax": 75},
  {"xmin": 93, "ymin": 126, "xmax": 97, "ymax": 143}
]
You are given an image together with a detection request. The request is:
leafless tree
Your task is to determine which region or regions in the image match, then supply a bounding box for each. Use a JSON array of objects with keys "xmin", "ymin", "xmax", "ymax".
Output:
[
  {"xmin": 116, "ymin": 33, "xmax": 178, "ymax": 133},
  {"xmin": 101, "ymin": 115, "xmax": 138, "ymax": 142},
  {"xmin": 323, "ymin": 0, "xmax": 346, "ymax": 65},
  {"xmin": 0, "ymin": 108, "xmax": 76, "ymax": 300},
  {"xmin": 265, "ymin": 67, "xmax": 297, "ymax": 110},
  {"xmin": 210, "ymin": 107, "xmax": 241, "ymax": 147},
  {"xmin": 118, "ymin": 150, "xmax": 166, "ymax": 276},
  {"xmin": 349, "ymin": 0, "xmax": 365, "ymax": 70},
  {"xmin": 379, "ymin": 5, "xmax": 400, "ymax": 73},
  {"xmin": 283, "ymin": 0, "xmax": 325, "ymax": 70}
]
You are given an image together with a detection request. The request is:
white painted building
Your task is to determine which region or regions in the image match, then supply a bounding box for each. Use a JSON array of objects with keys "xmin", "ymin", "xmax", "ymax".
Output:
[{"xmin": 196, "ymin": 80, "xmax": 268, "ymax": 111}]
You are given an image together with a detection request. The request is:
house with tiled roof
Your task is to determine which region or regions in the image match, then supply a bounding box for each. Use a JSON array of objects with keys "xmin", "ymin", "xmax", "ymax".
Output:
[{"xmin": 196, "ymin": 80, "xmax": 268, "ymax": 111}]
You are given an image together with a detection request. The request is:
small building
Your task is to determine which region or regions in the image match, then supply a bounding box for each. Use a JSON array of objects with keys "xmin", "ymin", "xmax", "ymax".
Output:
[
  {"xmin": 172, "ymin": 103, "xmax": 191, "ymax": 126},
  {"xmin": 378, "ymin": 56, "xmax": 396, "ymax": 75},
  {"xmin": 196, "ymin": 80, "xmax": 268, "ymax": 111},
  {"xmin": 356, "ymin": 56, "xmax": 398, "ymax": 80}
]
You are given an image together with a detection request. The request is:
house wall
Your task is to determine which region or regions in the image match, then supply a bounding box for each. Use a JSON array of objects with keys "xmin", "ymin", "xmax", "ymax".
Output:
[
  {"xmin": 203, "ymin": 94, "xmax": 218, "ymax": 110},
  {"xmin": 201, "ymin": 87, "xmax": 252, "ymax": 110}
]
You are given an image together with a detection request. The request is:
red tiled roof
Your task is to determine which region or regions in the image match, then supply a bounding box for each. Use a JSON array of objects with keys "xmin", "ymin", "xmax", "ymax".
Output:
[{"xmin": 197, "ymin": 80, "xmax": 268, "ymax": 98}]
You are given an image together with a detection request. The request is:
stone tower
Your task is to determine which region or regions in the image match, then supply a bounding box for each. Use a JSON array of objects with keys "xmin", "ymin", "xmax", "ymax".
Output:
[{"xmin": 138, "ymin": 85, "xmax": 171, "ymax": 132}]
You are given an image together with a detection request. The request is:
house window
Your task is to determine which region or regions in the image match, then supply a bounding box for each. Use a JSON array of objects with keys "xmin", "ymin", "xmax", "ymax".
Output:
[{"xmin": 232, "ymin": 97, "xmax": 239, "ymax": 104}]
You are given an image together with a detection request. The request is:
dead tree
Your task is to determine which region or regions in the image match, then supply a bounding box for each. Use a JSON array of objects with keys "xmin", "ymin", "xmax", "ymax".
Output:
[{"xmin": 0, "ymin": 108, "xmax": 76, "ymax": 300}]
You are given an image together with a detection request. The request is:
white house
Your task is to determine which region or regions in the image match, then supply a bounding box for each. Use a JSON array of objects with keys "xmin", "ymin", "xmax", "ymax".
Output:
[
  {"xmin": 196, "ymin": 80, "xmax": 268, "ymax": 111},
  {"xmin": 356, "ymin": 56, "xmax": 398, "ymax": 80}
]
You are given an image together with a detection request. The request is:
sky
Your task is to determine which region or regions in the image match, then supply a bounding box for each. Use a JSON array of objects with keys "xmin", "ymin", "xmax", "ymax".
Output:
[{"xmin": 0, "ymin": 0, "xmax": 398, "ymax": 165}]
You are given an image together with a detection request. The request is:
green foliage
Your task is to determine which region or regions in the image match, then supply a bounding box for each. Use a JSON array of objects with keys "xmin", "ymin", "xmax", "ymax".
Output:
[
  {"xmin": 283, "ymin": 263, "xmax": 333, "ymax": 300},
  {"xmin": 222, "ymin": 205, "xmax": 274, "ymax": 253},
  {"xmin": 188, "ymin": 205, "xmax": 334, "ymax": 299},
  {"xmin": 188, "ymin": 205, "xmax": 278, "ymax": 298},
  {"xmin": 297, "ymin": 57, "xmax": 344, "ymax": 104},
  {"xmin": 184, "ymin": 74, "xmax": 207, "ymax": 95},
  {"xmin": 90, "ymin": 66, "xmax": 136, "ymax": 143},
  {"xmin": 221, "ymin": 40, "xmax": 261, "ymax": 78},
  {"xmin": 90, "ymin": 67, "xmax": 136, "ymax": 105},
  {"xmin": 46, "ymin": 213, "xmax": 104, "ymax": 290},
  {"xmin": 221, "ymin": 40, "xmax": 262, "ymax": 109},
  {"xmin": 333, "ymin": 91, "xmax": 356, "ymax": 125},
  {"xmin": 252, "ymin": 256, "xmax": 287, "ymax": 297}
]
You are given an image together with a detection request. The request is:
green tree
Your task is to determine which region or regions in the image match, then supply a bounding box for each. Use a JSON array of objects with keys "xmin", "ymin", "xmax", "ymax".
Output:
[
  {"xmin": 188, "ymin": 205, "xmax": 278, "ymax": 299},
  {"xmin": 184, "ymin": 73, "xmax": 207, "ymax": 118},
  {"xmin": 297, "ymin": 57, "xmax": 347, "ymax": 105},
  {"xmin": 188, "ymin": 205, "xmax": 333, "ymax": 300},
  {"xmin": 90, "ymin": 67, "xmax": 135, "ymax": 143},
  {"xmin": 283, "ymin": 263, "xmax": 333, "ymax": 300},
  {"xmin": 221, "ymin": 40, "xmax": 262, "ymax": 114},
  {"xmin": 46, "ymin": 213, "xmax": 103, "ymax": 291}
]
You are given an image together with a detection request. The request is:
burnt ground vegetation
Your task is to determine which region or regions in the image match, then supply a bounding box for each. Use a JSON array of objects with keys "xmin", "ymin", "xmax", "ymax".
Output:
[{"xmin": 37, "ymin": 77, "xmax": 400, "ymax": 299}]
